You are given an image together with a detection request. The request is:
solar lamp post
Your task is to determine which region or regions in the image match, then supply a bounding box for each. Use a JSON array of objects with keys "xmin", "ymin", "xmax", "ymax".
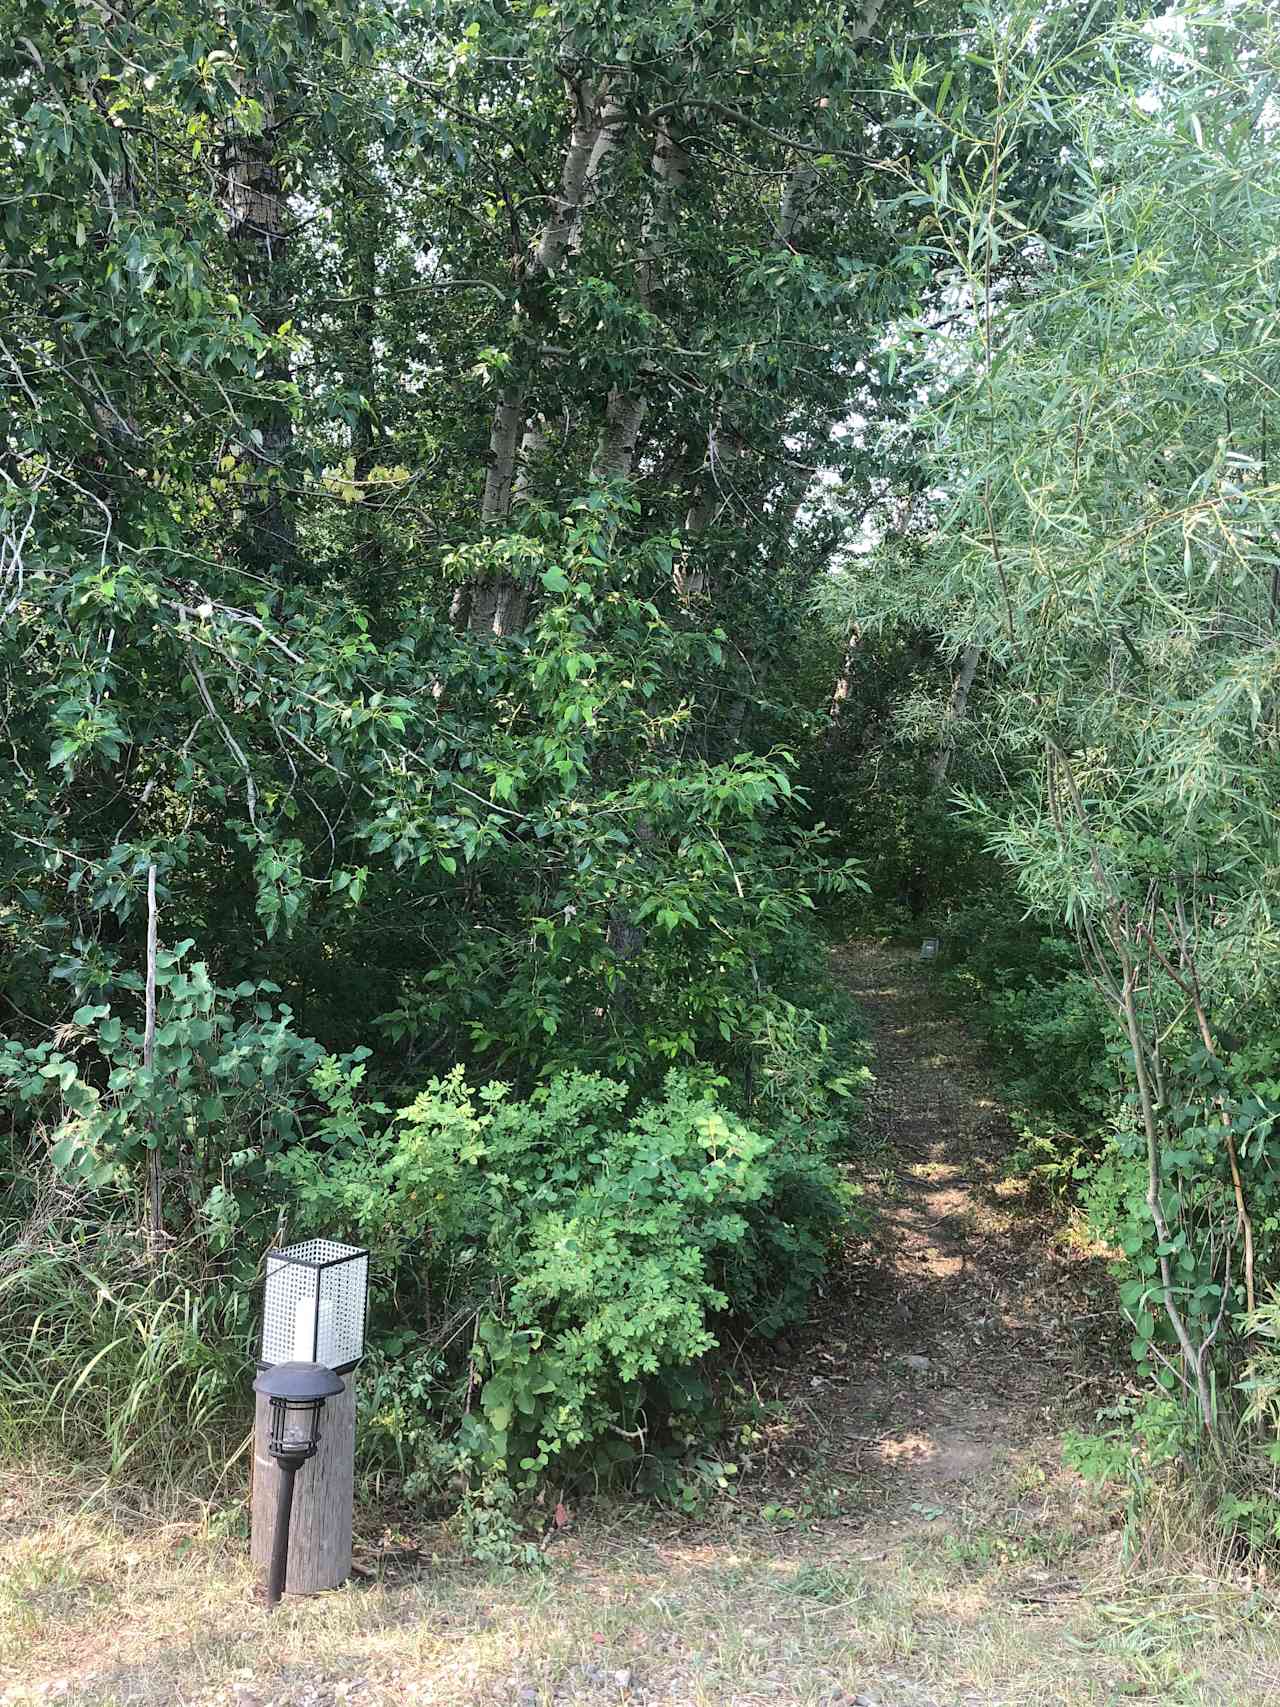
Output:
[
  {"xmin": 251, "ymin": 1241, "xmax": 369, "ymax": 1603},
  {"xmin": 252, "ymin": 1361, "xmax": 345, "ymax": 1610}
]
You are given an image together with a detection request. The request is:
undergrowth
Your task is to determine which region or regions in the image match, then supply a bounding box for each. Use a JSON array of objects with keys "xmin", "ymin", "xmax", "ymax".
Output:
[
  {"xmin": 0, "ymin": 1204, "xmax": 251, "ymax": 1480},
  {"xmin": 0, "ymin": 955, "xmax": 872, "ymax": 1552}
]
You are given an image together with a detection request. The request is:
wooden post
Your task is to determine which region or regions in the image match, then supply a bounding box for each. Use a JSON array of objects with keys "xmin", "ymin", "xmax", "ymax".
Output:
[{"xmin": 251, "ymin": 1373, "xmax": 357, "ymax": 1595}]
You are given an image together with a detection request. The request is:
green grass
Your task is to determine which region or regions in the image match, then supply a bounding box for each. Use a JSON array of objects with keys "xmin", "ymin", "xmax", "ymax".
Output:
[{"xmin": 0, "ymin": 1219, "xmax": 250, "ymax": 1480}]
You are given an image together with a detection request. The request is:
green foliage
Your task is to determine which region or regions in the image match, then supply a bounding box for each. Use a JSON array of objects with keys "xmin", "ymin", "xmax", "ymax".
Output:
[
  {"xmin": 453, "ymin": 1470, "xmax": 545, "ymax": 1568},
  {"xmin": 276, "ymin": 1067, "xmax": 854, "ymax": 1496},
  {"xmin": 352, "ymin": 1337, "xmax": 460, "ymax": 1505},
  {"xmin": 1064, "ymin": 1395, "xmax": 1192, "ymax": 1490},
  {"xmin": 943, "ymin": 891, "xmax": 1119, "ymax": 1178},
  {"xmin": 0, "ymin": 0, "xmax": 905, "ymax": 1094},
  {"xmin": 0, "ymin": 946, "xmax": 376, "ymax": 1258},
  {"xmin": 1238, "ymin": 1294, "xmax": 1280, "ymax": 1441},
  {"xmin": 0, "ymin": 0, "xmax": 1100, "ymax": 1526},
  {"xmin": 869, "ymin": 0, "xmax": 1280, "ymax": 1443},
  {"xmin": 1065, "ymin": 1389, "xmax": 1280, "ymax": 1559},
  {"xmin": 798, "ymin": 627, "xmax": 995, "ymax": 924}
]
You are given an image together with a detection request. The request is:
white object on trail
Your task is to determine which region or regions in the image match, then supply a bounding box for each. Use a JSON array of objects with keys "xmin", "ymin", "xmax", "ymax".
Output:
[{"xmin": 919, "ymin": 937, "xmax": 939, "ymax": 961}]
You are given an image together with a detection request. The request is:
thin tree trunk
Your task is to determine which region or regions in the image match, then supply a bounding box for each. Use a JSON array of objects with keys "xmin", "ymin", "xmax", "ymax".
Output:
[
  {"xmin": 595, "ymin": 120, "xmax": 688, "ymax": 482},
  {"xmin": 225, "ymin": 89, "xmax": 296, "ymax": 571},
  {"xmin": 1122, "ymin": 973, "xmax": 1216, "ymax": 1432},
  {"xmin": 88, "ymin": 40, "xmax": 142, "ymax": 450},
  {"xmin": 144, "ymin": 863, "xmax": 162, "ymax": 1252},
  {"xmin": 542, "ymin": 85, "xmax": 624, "ymax": 272},
  {"xmin": 774, "ymin": 467, "xmax": 812, "ymax": 552},
  {"xmin": 597, "ymin": 387, "xmax": 650, "ymax": 482},
  {"xmin": 484, "ymin": 421, "xmax": 546, "ymax": 635},
  {"xmin": 683, "ymin": 473, "xmax": 719, "ymax": 542},
  {"xmin": 1050, "ymin": 748, "xmax": 1219, "ymax": 1435},
  {"xmin": 673, "ymin": 0, "xmax": 887, "ymax": 582},
  {"xmin": 927, "ymin": 644, "xmax": 980, "ymax": 792},
  {"xmin": 514, "ymin": 420, "xmax": 545, "ymax": 504},
  {"xmin": 1140, "ymin": 907, "xmax": 1258, "ymax": 1321},
  {"xmin": 347, "ymin": 191, "xmax": 386, "ymax": 584},
  {"xmin": 676, "ymin": 419, "xmax": 741, "ymax": 597},
  {"xmin": 672, "ymin": 5, "xmax": 865, "ymax": 598},
  {"xmin": 829, "ymin": 625, "xmax": 863, "ymax": 718},
  {"xmin": 780, "ymin": 162, "xmax": 818, "ymax": 245},
  {"xmin": 460, "ymin": 82, "xmax": 626, "ymax": 636},
  {"xmin": 482, "ymin": 388, "xmax": 526, "ymax": 525}
]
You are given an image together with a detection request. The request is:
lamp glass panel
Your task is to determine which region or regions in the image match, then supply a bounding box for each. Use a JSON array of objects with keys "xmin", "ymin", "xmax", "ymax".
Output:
[{"xmin": 279, "ymin": 1399, "xmax": 321, "ymax": 1456}]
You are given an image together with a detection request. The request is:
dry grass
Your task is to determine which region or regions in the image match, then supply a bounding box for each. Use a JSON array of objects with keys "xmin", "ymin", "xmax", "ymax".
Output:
[{"xmin": 4, "ymin": 1452, "xmax": 1280, "ymax": 1707}]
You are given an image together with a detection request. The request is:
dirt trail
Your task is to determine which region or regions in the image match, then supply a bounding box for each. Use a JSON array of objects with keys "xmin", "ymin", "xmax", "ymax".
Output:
[{"xmin": 813, "ymin": 937, "xmax": 1092, "ymax": 1500}]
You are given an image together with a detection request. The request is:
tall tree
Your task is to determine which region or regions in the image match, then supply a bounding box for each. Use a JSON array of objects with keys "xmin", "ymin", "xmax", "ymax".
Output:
[{"xmin": 877, "ymin": 0, "xmax": 1280, "ymax": 1426}]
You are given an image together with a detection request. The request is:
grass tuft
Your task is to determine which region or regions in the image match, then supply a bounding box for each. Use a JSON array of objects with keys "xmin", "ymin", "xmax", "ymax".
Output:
[{"xmin": 0, "ymin": 1210, "xmax": 251, "ymax": 1485}]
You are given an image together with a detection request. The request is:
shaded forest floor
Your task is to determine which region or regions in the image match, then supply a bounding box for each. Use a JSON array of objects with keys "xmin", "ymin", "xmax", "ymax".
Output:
[{"xmin": 5, "ymin": 941, "xmax": 1280, "ymax": 1706}]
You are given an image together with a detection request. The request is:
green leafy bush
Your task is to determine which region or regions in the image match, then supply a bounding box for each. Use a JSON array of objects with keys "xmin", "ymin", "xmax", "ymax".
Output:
[
  {"xmin": 277, "ymin": 1067, "xmax": 853, "ymax": 1496},
  {"xmin": 890, "ymin": 0, "xmax": 1280, "ymax": 1448},
  {"xmin": 0, "ymin": 943, "xmax": 377, "ymax": 1260},
  {"xmin": 0, "ymin": 921, "xmax": 866, "ymax": 1518},
  {"xmin": 941, "ymin": 890, "xmax": 1120, "ymax": 1184}
]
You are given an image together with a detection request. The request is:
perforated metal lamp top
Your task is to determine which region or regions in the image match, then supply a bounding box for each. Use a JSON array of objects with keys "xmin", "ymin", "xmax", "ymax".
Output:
[
  {"xmin": 261, "ymin": 1240, "xmax": 369, "ymax": 1372},
  {"xmin": 271, "ymin": 1239, "xmax": 365, "ymax": 1267}
]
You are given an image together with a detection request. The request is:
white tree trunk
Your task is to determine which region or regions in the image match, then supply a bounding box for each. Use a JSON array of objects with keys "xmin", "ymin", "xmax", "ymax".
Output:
[
  {"xmin": 676, "ymin": 418, "xmax": 742, "ymax": 597},
  {"xmin": 481, "ymin": 388, "xmax": 526, "ymax": 526},
  {"xmin": 829, "ymin": 625, "xmax": 863, "ymax": 718},
  {"xmin": 462, "ymin": 84, "xmax": 626, "ymax": 635},
  {"xmin": 597, "ymin": 389, "xmax": 649, "ymax": 480},
  {"xmin": 542, "ymin": 84, "xmax": 624, "ymax": 271},
  {"xmin": 779, "ymin": 0, "xmax": 881, "ymax": 246},
  {"xmin": 595, "ymin": 121, "xmax": 687, "ymax": 482},
  {"xmin": 928, "ymin": 644, "xmax": 981, "ymax": 792},
  {"xmin": 457, "ymin": 386, "xmax": 531, "ymax": 631},
  {"xmin": 780, "ymin": 163, "xmax": 818, "ymax": 244}
]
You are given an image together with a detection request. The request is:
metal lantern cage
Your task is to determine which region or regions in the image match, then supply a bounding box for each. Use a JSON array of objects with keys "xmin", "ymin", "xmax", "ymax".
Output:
[{"xmin": 261, "ymin": 1240, "xmax": 369, "ymax": 1373}]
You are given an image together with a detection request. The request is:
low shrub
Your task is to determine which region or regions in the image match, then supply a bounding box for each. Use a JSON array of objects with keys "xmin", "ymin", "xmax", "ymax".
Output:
[
  {"xmin": 0, "ymin": 939, "xmax": 865, "ymax": 1526},
  {"xmin": 0, "ymin": 943, "xmax": 375, "ymax": 1265},
  {"xmin": 276, "ymin": 1066, "xmax": 854, "ymax": 1499},
  {"xmin": 940, "ymin": 889, "xmax": 1121, "ymax": 1188},
  {"xmin": 1065, "ymin": 1385, "xmax": 1280, "ymax": 1562}
]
